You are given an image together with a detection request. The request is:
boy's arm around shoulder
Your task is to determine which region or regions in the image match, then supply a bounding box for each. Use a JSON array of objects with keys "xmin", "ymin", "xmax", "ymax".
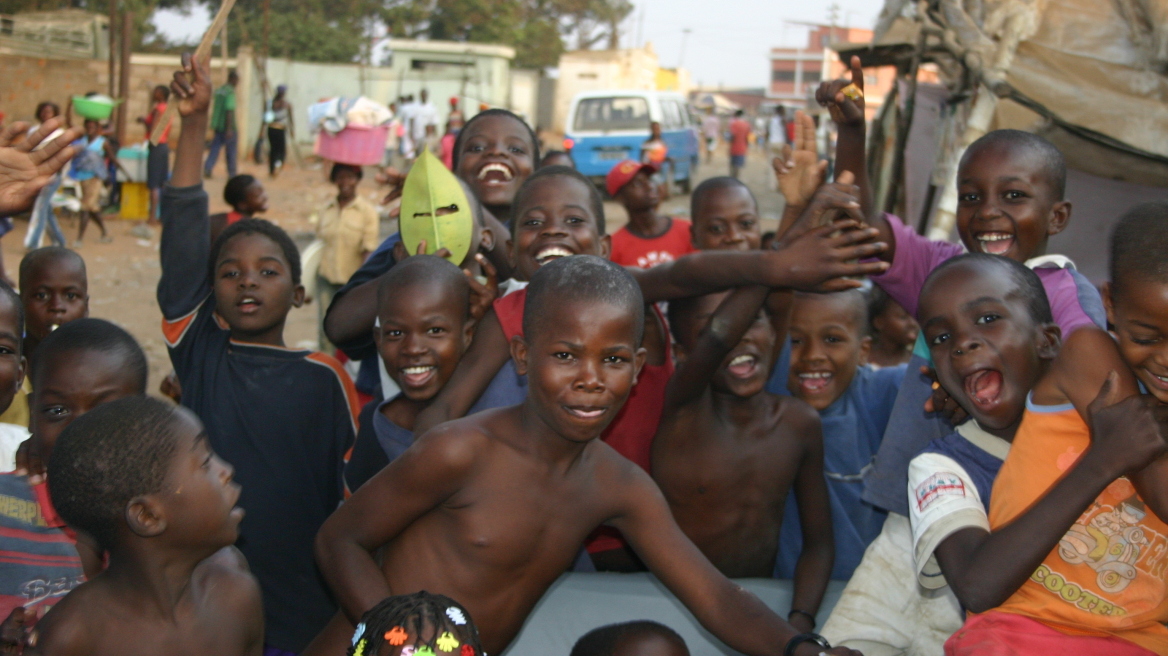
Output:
[
  {"xmin": 158, "ymin": 53, "xmax": 214, "ymax": 321},
  {"xmin": 934, "ymin": 371, "xmax": 1168, "ymax": 612},
  {"xmin": 413, "ymin": 308, "xmax": 511, "ymax": 436},
  {"xmin": 315, "ymin": 419, "xmax": 485, "ymax": 622},
  {"xmin": 663, "ymin": 285, "xmax": 770, "ymax": 408},
  {"xmin": 608, "ymin": 455, "xmax": 857, "ymax": 656},
  {"xmin": 1045, "ymin": 327, "xmax": 1168, "ymax": 522},
  {"xmin": 785, "ymin": 399, "xmax": 833, "ymax": 624}
]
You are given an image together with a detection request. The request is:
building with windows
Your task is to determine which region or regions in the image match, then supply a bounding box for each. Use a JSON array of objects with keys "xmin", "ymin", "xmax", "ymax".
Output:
[{"xmin": 768, "ymin": 24, "xmax": 895, "ymax": 120}]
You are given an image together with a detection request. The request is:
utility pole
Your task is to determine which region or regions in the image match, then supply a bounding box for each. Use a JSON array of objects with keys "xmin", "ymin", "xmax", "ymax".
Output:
[
  {"xmin": 678, "ymin": 28, "xmax": 691, "ymax": 68},
  {"xmin": 107, "ymin": 0, "xmax": 116, "ymax": 96},
  {"xmin": 117, "ymin": 9, "xmax": 131, "ymax": 144}
]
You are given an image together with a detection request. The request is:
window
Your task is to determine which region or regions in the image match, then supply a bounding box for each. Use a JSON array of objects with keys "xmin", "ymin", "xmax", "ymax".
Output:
[
  {"xmin": 573, "ymin": 96, "xmax": 652, "ymax": 131},
  {"xmin": 772, "ymin": 69, "xmax": 796, "ymax": 83},
  {"xmin": 660, "ymin": 100, "xmax": 681, "ymax": 129},
  {"xmin": 802, "ymin": 70, "xmax": 821, "ymax": 84}
]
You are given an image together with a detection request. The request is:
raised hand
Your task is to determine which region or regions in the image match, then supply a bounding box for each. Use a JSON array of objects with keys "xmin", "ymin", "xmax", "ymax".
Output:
[
  {"xmin": 776, "ymin": 170, "xmax": 864, "ymax": 246},
  {"xmin": 465, "ymin": 254, "xmax": 498, "ymax": 324},
  {"xmin": 773, "ymin": 110, "xmax": 828, "ymax": 211},
  {"xmin": 922, "ymin": 366, "xmax": 970, "ymax": 425},
  {"xmin": 816, "ymin": 55, "xmax": 865, "ymax": 127},
  {"xmin": 1085, "ymin": 371, "xmax": 1168, "ymax": 478},
  {"xmin": 168, "ymin": 52, "xmax": 213, "ymax": 118},
  {"xmin": 768, "ymin": 220, "xmax": 887, "ymax": 292},
  {"xmin": 0, "ymin": 118, "xmax": 81, "ymax": 216}
]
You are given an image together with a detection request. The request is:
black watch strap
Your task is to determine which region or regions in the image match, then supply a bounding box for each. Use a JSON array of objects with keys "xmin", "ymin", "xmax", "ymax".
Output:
[
  {"xmin": 783, "ymin": 632, "xmax": 831, "ymax": 656},
  {"xmin": 788, "ymin": 608, "xmax": 817, "ymax": 630}
]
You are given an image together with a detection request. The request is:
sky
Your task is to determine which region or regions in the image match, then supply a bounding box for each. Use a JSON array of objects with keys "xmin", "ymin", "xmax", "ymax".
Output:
[{"xmin": 152, "ymin": 0, "xmax": 885, "ymax": 89}]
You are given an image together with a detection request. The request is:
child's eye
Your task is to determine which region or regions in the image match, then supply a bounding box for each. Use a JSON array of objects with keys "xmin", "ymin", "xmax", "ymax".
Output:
[
  {"xmin": 523, "ymin": 218, "xmax": 543, "ymax": 227},
  {"xmin": 33, "ymin": 292, "xmax": 48, "ymax": 301},
  {"xmin": 427, "ymin": 327, "xmax": 446, "ymax": 335},
  {"xmin": 65, "ymin": 293, "xmax": 78, "ymax": 300},
  {"xmin": 566, "ymin": 216, "xmax": 585, "ymax": 224},
  {"xmin": 930, "ymin": 332, "xmax": 950, "ymax": 346},
  {"xmin": 741, "ymin": 219, "xmax": 756, "ymax": 228},
  {"xmin": 202, "ymin": 453, "xmax": 213, "ymax": 469},
  {"xmin": 976, "ymin": 314, "xmax": 1000, "ymax": 325},
  {"xmin": 221, "ymin": 270, "xmax": 239, "ymax": 279},
  {"xmin": 825, "ymin": 336, "xmax": 843, "ymax": 344},
  {"xmin": 604, "ymin": 355, "xmax": 628, "ymax": 364},
  {"xmin": 789, "ymin": 337, "xmax": 803, "ymax": 346},
  {"xmin": 43, "ymin": 405, "xmax": 69, "ymax": 418},
  {"xmin": 262, "ymin": 269, "xmax": 278, "ymax": 276},
  {"xmin": 386, "ymin": 329, "xmax": 403, "ymax": 338},
  {"xmin": 708, "ymin": 225, "xmax": 723, "ymax": 234},
  {"xmin": 509, "ymin": 146, "xmax": 526, "ymax": 154},
  {"xmin": 1131, "ymin": 336, "xmax": 1161, "ymax": 346},
  {"xmin": 1003, "ymin": 190, "xmax": 1027, "ymax": 200},
  {"xmin": 553, "ymin": 352, "xmax": 573, "ymax": 361},
  {"xmin": 0, "ymin": 346, "xmax": 14, "ymax": 355},
  {"xmin": 958, "ymin": 193, "xmax": 978, "ymax": 203}
]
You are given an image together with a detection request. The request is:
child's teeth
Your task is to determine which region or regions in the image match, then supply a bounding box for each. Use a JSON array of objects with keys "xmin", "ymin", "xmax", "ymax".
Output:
[
  {"xmin": 402, "ymin": 366, "xmax": 434, "ymax": 375},
  {"xmin": 729, "ymin": 355, "xmax": 753, "ymax": 366}
]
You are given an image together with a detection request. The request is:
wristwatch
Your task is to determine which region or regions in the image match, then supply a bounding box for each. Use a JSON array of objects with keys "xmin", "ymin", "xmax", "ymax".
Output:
[{"xmin": 783, "ymin": 632, "xmax": 831, "ymax": 656}]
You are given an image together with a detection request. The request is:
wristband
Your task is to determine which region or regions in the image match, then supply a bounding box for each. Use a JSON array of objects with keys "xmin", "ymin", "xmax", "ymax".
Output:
[
  {"xmin": 787, "ymin": 609, "xmax": 817, "ymax": 630},
  {"xmin": 783, "ymin": 632, "xmax": 831, "ymax": 656}
]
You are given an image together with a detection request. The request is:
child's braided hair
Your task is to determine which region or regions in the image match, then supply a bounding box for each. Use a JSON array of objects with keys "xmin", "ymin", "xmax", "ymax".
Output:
[{"xmin": 348, "ymin": 591, "xmax": 482, "ymax": 656}]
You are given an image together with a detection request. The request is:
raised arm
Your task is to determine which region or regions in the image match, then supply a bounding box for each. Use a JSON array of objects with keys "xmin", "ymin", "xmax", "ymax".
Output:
[
  {"xmin": 613, "ymin": 467, "xmax": 856, "ymax": 656},
  {"xmin": 413, "ymin": 309, "xmax": 511, "ymax": 436},
  {"xmin": 157, "ymin": 53, "xmax": 214, "ymax": 318},
  {"xmin": 1051, "ymin": 328, "xmax": 1168, "ymax": 523},
  {"xmin": 787, "ymin": 405, "xmax": 833, "ymax": 631},
  {"xmin": 934, "ymin": 371, "xmax": 1168, "ymax": 612},
  {"xmin": 815, "ymin": 56, "xmax": 894, "ymax": 262},
  {"xmin": 315, "ymin": 423, "xmax": 479, "ymax": 621},
  {"xmin": 631, "ymin": 218, "xmax": 887, "ymax": 303},
  {"xmin": 664, "ymin": 285, "xmax": 770, "ymax": 407}
]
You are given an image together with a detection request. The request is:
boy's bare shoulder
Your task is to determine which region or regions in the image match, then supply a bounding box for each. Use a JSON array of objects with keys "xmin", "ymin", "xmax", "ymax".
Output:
[
  {"xmin": 772, "ymin": 393, "xmax": 821, "ymax": 440},
  {"xmin": 193, "ymin": 546, "xmax": 262, "ymax": 609},
  {"xmin": 411, "ymin": 407, "xmax": 517, "ymax": 465},
  {"xmin": 31, "ymin": 581, "xmax": 102, "ymax": 655}
]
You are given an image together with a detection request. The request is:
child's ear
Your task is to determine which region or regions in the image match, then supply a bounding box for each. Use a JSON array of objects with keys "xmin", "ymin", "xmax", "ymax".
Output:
[
  {"xmin": 510, "ymin": 335, "xmax": 528, "ymax": 376},
  {"xmin": 631, "ymin": 347, "xmax": 648, "ymax": 385},
  {"xmin": 478, "ymin": 227, "xmax": 495, "ymax": 253},
  {"xmin": 125, "ymin": 496, "xmax": 167, "ymax": 538},
  {"xmin": 599, "ymin": 233, "xmax": 612, "ymax": 260},
  {"xmin": 291, "ymin": 284, "xmax": 306, "ymax": 309},
  {"xmin": 461, "ymin": 318, "xmax": 475, "ymax": 350},
  {"xmin": 858, "ymin": 334, "xmax": 873, "ymax": 366},
  {"xmin": 1103, "ymin": 282, "xmax": 1116, "ymax": 328},
  {"xmin": 1047, "ymin": 200, "xmax": 1072, "ymax": 236},
  {"xmin": 1037, "ymin": 323, "xmax": 1062, "ymax": 360}
]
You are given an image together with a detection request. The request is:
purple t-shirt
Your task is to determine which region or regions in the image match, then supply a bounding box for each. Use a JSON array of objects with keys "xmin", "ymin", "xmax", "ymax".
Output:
[
  {"xmin": 860, "ymin": 213, "xmax": 1105, "ymax": 517},
  {"xmin": 873, "ymin": 213, "xmax": 1098, "ymax": 335}
]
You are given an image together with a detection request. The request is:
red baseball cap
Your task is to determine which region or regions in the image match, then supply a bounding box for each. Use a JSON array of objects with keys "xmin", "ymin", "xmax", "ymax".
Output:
[{"xmin": 605, "ymin": 159, "xmax": 656, "ymax": 196}]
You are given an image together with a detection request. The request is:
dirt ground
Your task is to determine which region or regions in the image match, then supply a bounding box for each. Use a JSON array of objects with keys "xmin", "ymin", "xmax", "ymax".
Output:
[{"xmin": 7, "ymin": 145, "xmax": 786, "ymax": 395}]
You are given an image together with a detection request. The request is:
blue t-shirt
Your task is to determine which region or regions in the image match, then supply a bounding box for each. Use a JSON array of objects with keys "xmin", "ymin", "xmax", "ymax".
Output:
[{"xmin": 766, "ymin": 344, "xmax": 904, "ymax": 579}]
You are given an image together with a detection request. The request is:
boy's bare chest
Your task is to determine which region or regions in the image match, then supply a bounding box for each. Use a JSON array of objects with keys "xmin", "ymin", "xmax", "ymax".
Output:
[
  {"xmin": 79, "ymin": 604, "xmax": 250, "ymax": 656},
  {"xmin": 655, "ymin": 410, "xmax": 802, "ymax": 499}
]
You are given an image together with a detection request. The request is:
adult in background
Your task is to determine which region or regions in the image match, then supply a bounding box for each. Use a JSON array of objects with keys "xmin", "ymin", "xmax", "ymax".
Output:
[
  {"xmin": 267, "ymin": 85, "xmax": 293, "ymax": 178},
  {"xmin": 25, "ymin": 101, "xmax": 69, "ymax": 250},
  {"xmin": 140, "ymin": 85, "xmax": 172, "ymax": 224},
  {"xmin": 203, "ymin": 69, "xmax": 238, "ymax": 179},
  {"xmin": 410, "ymin": 89, "xmax": 439, "ymax": 157},
  {"xmin": 727, "ymin": 109, "xmax": 751, "ymax": 179},
  {"xmin": 765, "ymin": 106, "xmax": 788, "ymax": 191},
  {"xmin": 311, "ymin": 163, "xmax": 379, "ymax": 353},
  {"xmin": 701, "ymin": 107, "xmax": 719, "ymax": 163}
]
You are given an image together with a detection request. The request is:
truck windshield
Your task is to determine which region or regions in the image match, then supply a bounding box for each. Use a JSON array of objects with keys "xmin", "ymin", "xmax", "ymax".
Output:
[{"xmin": 573, "ymin": 97, "xmax": 651, "ymax": 132}]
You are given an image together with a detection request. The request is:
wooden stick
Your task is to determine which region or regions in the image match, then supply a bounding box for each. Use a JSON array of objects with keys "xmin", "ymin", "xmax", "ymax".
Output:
[{"xmin": 150, "ymin": 0, "xmax": 237, "ymax": 145}]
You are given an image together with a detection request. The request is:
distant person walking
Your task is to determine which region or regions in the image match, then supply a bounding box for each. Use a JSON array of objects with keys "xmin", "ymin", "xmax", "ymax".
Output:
[
  {"xmin": 727, "ymin": 109, "xmax": 751, "ymax": 179},
  {"xmin": 267, "ymin": 85, "xmax": 293, "ymax": 178},
  {"xmin": 701, "ymin": 108, "xmax": 719, "ymax": 163},
  {"xmin": 25, "ymin": 101, "xmax": 68, "ymax": 250},
  {"xmin": 140, "ymin": 85, "xmax": 172, "ymax": 223},
  {"xmin": 203, "ymin": 69, "xmax": 239, "ymax": 179},
  {"xmin": 765, "ymin": 106, "xmax": 788, "ymax": 190}
]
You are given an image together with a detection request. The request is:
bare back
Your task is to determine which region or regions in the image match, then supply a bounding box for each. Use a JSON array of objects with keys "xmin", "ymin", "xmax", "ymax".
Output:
[
  {"xmin": 32, "ymin": 547, "xmax": 263, "ymax": 656},
  {"xmin": 653, "ymin": 392, "xmax": 819, "ymax": 577}
]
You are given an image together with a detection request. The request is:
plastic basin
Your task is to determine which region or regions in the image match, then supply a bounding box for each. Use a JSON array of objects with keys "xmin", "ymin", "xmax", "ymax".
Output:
[
  {"xmin": 73, "ymin": 96, "xmax": 119, "ymax": 121},
  {"xmin": 314, "ymin": 124, "xmax": 388, "ymax": 166}
]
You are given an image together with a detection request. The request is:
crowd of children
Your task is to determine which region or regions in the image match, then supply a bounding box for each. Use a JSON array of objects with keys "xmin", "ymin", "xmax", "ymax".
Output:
[{"xmin": 0, "ymin": 47, "xmax": 1163, "ymax": 656}]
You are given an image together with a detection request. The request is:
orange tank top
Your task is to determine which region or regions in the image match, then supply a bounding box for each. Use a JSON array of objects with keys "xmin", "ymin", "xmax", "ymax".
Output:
[{"xmin": 987, "ymin": 397, "xmax": 1168, "ymax": 653}]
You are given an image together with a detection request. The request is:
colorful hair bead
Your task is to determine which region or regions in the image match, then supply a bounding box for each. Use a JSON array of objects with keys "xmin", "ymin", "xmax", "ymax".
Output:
[
  {"xmin": 385, "ymin": 626, "xmax": 408, "ymax": 646},
  {"xmin": 436, "ymin": 632, "xmax": 460, "ymax": 652},
  {"xmin": 415, "ymin": 646, "xmax": 436, "ymax": 656},
  {"xmin": 460, "ymin": 645, "xmax": 475, "ymax": 656},
  {"xmin": 446, "ymin": 607, "xmax": 467, "ymax": 625},
  {"xmin": 352, "ymin": 623, "xmax": 366, "ymax": 646},
  {"xmin": 401, "ymin": 646, "xmax": 415, "ymax": 656},
  {"xmin": 354, "ymin": 639, "xmax": 368, "ymax": 656}
]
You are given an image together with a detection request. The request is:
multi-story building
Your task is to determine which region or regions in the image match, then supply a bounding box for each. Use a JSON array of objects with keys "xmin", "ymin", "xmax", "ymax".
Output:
[{"xmin": 768, "ymin": 24, "xmax": 895, "ymax": 119}]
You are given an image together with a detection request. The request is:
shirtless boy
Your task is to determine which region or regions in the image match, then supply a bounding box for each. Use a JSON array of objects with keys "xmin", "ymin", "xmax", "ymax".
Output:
[
  {"xmin": 33, "ymin": 397, "xmax": 263, "ymax": 656},
  {"xmin": 655, "ymin": 285, "xmax": 832, "ymax": 630},
  {"xmin": 315, "ymin": 256, "xmax": 861, "ymax": 656}
]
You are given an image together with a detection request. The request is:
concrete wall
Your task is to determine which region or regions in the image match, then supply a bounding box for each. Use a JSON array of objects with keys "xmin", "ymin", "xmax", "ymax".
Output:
[{"xmin": 553, "ymin": 46, "xmax": 659, "ymax": 133}]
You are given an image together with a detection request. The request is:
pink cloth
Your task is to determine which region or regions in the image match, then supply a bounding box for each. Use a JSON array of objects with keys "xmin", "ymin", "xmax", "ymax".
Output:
[{"xmin": 945, "ymin": 611, "xmax": 1158, "ymax": 656}]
